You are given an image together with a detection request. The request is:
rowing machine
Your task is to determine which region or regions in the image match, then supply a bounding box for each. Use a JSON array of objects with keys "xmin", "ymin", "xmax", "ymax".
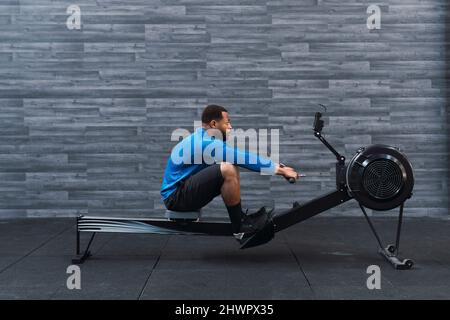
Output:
[{"xmin": 73, "ymin": 111, "xmax": 415, "ymax": 269}]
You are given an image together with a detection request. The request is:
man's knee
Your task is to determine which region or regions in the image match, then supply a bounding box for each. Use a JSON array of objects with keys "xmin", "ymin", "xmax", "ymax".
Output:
[{"xmin": 220, "ymin": 162, "xmax": 239, "ymax": 179}]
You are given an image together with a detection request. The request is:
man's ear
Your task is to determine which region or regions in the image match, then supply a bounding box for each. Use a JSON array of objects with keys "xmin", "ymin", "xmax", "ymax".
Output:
[{"xmin": 210, "ymin": 120, "xmax": 216, "ymax": 128}]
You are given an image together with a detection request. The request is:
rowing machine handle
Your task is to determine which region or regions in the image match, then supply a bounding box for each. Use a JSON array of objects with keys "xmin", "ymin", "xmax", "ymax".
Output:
[{"xmin": 279, "ymin": 162, "xmax": 296, "ymax": 184}]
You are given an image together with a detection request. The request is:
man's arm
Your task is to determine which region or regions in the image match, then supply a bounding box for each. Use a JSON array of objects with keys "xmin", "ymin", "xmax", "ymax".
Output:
[{"xmin": 207, "ymin": 139, "xmax": 298, "ymax": 180}]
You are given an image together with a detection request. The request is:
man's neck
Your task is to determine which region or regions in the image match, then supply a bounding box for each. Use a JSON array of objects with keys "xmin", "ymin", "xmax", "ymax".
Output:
[
  {"xmin": 201, "ymin": 125, "xmax": 212, "ymax": 136},
  {"xmin": 201, "ymin": 125, "xmax": 225, "ymax": 141}
]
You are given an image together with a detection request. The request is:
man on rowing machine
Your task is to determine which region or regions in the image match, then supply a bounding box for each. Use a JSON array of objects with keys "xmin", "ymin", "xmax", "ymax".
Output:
[{"xmin": 160, "ymin": 104, "xmax": 299, "ymax": 243}]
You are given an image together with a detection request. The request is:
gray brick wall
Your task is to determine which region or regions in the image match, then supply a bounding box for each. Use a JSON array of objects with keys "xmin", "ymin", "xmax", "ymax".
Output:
[{"xmin": 0, "ymin": 0, "xmax": 448, "ymax": 218}]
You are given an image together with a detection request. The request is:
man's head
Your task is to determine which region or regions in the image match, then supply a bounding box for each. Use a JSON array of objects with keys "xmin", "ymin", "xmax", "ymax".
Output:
[{"xmin": 201, "ymin": 104, "xmax": 232, "ymax": 139}]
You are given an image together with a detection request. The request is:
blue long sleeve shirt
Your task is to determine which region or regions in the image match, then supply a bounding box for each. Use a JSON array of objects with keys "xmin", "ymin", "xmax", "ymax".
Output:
[{"xmin": 160, "ymin": 127, "xmax": 275, "ymax": 200}]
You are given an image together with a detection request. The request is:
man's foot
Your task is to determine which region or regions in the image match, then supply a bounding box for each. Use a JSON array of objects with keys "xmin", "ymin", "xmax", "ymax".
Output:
[
  {"xmin": 243, "ymin": 206, "xmax": 274, "ymax": 221},
  {"xmin": 233, "ymin": 207, "xmax": 274, "ymax": 243}
]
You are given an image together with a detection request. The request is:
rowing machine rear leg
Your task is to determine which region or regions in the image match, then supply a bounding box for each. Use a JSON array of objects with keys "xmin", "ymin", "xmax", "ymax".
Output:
[
  {"xmin": 72, "ymin": 232, "xmax": 96, "ymax": 264},
  {"xmin": 72, "ymin": 217, "xmax": 96, "ymax": 264}
]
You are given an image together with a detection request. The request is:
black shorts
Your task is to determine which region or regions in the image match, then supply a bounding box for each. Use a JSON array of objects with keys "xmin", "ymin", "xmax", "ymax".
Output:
[{"xmin": 163, "ymin": 164, "xmax": 224, "ymax": 212}]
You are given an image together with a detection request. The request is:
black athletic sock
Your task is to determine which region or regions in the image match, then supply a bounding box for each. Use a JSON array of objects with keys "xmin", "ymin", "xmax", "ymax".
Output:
[{"xmin": 226, "ymin": 201, "xmax": 243, "ymax": 233}]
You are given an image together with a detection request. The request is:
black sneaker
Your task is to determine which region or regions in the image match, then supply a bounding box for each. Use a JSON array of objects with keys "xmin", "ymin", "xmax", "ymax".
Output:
[
  {"xmin": 233, "ymin": 207, "xmax": 273, "ymax": 242},
  {"xmin": 243, "ymin": 206, "xmax": 274, "ymax": 222}
]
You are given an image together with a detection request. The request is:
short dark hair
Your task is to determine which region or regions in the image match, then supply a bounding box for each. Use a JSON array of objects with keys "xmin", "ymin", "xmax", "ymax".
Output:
[{"xmin": 201, "ymin": 104, "xmax": 228, "ymax": 124}]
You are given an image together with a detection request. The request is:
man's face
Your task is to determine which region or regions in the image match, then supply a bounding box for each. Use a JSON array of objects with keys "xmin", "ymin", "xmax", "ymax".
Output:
[{"xmin": 209, "ymin": 111, "xmax": 232, "ymax": 140}]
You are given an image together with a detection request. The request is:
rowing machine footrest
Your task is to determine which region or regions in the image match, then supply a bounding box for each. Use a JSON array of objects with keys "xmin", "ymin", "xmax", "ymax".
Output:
[
  {"xmin": 240, "ymin": 219, "xmax": 275, "ymax": 249},
  {"xmin": 165, "ymin": 209, "xmax": 202, "ymax": 221}
]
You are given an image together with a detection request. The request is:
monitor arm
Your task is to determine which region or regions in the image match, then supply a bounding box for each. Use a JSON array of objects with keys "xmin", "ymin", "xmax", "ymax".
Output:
[{"xmin": 313, "ymin": 112, "xmax": 345, "ymax": 165}]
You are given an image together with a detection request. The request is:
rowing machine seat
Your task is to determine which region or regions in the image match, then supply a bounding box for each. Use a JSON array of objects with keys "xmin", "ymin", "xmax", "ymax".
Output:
[{"xmin": 165, "ymin": 209, "xmax": 202, "ymax": 221}]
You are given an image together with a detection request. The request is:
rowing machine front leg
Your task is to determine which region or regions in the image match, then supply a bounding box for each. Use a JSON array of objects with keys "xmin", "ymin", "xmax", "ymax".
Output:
[{"xmin": 359, "ymin": 203, "xmax": 414, "ymax": 270}]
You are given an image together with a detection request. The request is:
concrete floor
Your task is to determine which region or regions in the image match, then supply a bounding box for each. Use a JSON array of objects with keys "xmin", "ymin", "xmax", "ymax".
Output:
[{"xmin": 0, "ymin": 216, "xmax": 449, "ymax": 300}]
